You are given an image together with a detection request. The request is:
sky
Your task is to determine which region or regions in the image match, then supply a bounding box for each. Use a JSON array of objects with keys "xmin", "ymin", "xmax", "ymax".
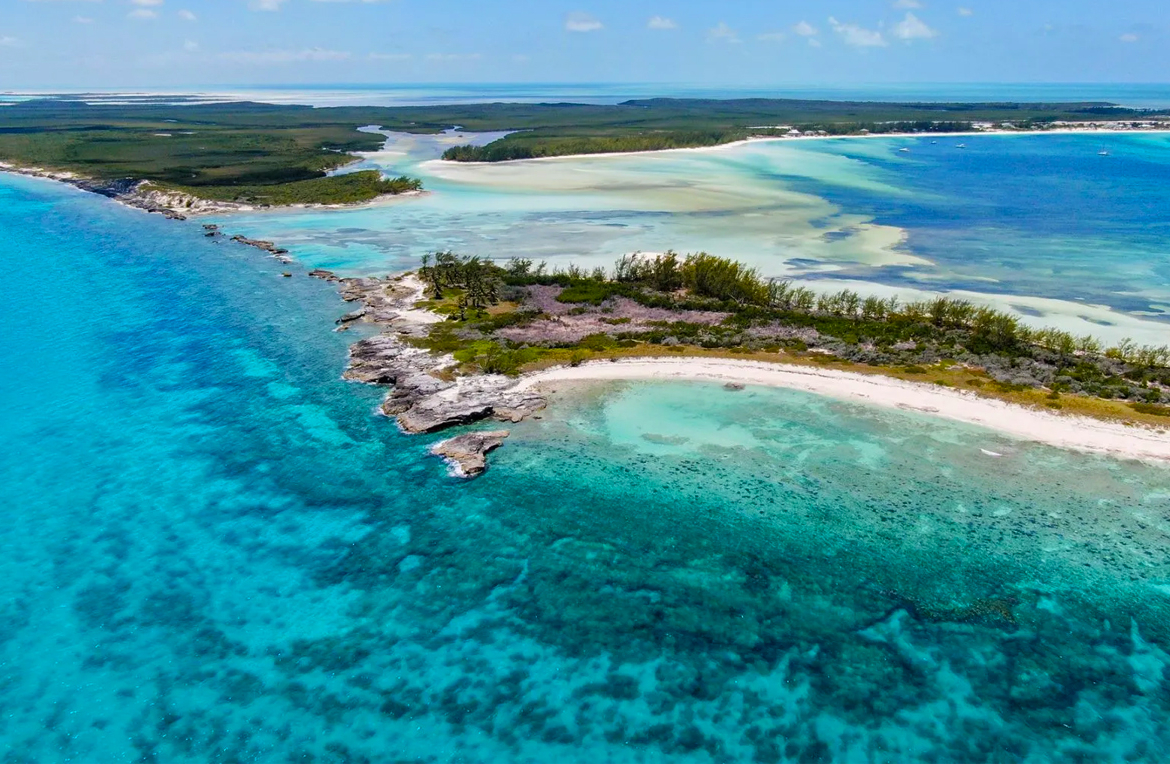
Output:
[{"xmin": 0, "ymin": 0, "xmax": 1166, "ymax": 89}]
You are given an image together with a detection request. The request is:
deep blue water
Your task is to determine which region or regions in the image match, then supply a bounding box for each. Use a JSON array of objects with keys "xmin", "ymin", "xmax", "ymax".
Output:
[
  {"xmin": 220, "ymin": 131, "xmax": 1170, "ymax": 346},
  {"xmin": 4, "ymin": 173, "xmax": 1170, "ymax": 762},
  {"xmin": 781, "ymin": 133, "xmax": 1170, "ymax": 320}
]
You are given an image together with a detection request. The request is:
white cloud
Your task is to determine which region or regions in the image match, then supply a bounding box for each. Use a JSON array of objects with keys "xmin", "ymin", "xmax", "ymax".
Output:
[
  {"xmin": 957, "ymin": 7, "xmax": 973, "ymax": 16},
  {"xmin": 828, "ymin": 17, "xmax": 887, "ymax": 47},
  {"xmin": 221, "ymin": 47, "xmax": 352, "ymax": 63},
  {"xmin": 178, "ymin": 9, "xmax": 196, "ymax": 21},
  {"xmin": 647, "ymin": 16, "xmax": 677, "ymax": 30},
  {"xmin": 565, "ymin": 12, "xmax": 602, "ymax": 32},
  {"xmin": 793, "ymin": 21, "xmax": 818, "ymax": 37},
  {"xmin": 893, "ymin": 12, "xmax": 937, "ymax": 40},
  {"xmin": 808, "ymin": 37, "xmax": 822, "ymax": 47},
  {"xmin": 1120, "ymin": 33, "xmax": 1139, "ymax": 43},
  {"xmin": 757, "ymin": 32, "xmax": 785, "ymax": 42},
  {"xmin": 0, "ymin": 36, "xmax": 20, "ymax": 48},
  {"xmin": 74, "ymin": 16, "xmax": 95, "ymax": 24},
  {"xmin": 183, "ymin": 39, "xmax": 198, "ymax": 51},
  {"xmin": 426, "ymin": 52, "xmax": 482, "ymax": 61},
  {"xmin": 707, "ymin": 21, "xmax": 740, "ymax": 44},
  {"xmin": 128, "ymin": 8, "xmax": 158, "ymax": 19},
  {"xmin": 894, "ymin": 0, "xmax": 922, "ymax": 7},
  {"xmin": 131, "ymin": 0, "xmax": 164, "ymax": 6},
  {"xmin": 368, "ymin": 52, "xmax": 412, "ymax": 60},
  {"xmin": 512, "ymin": 53, "xmax": 530, "ymax": 63},
  {"xmin": 250, "ymin": 0, "xmax": 287, "ymax": 10}
]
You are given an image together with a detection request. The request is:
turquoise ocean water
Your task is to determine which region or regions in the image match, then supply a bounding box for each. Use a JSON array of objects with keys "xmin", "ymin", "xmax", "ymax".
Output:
[
  {"xmin": 5, "ymin": 167, "xmax": 1170, "ymax": 762},
  {"xmin": 220, "ymin": 130, "xmax": 1170, "ymax": 345}
]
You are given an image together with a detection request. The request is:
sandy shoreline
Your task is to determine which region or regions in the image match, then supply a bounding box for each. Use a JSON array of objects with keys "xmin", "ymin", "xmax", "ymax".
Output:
[
  {"xmin": 513, "ymin": 358, "xmax": 1170, "ymax": 464},
  {"xmin": 434, "ymin": 126, "xmax": 1170, "ymax": 166},
  {"xmin": 0, "ymin": 162, "xmax": 426, "ymax": 219}
]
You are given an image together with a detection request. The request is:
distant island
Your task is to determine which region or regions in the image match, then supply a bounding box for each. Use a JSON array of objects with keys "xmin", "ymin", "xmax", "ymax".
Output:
[
  {"xmin": 1, "ymin": 96, "xmax": 1167, "ymax": 208},
  {"xmin": 433, "ymin": 97, "xmax": 1170, "ymax": 162}
]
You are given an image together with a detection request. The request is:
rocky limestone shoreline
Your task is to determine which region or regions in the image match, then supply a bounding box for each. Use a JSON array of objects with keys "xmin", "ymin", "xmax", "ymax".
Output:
[
  {"xmin": 430, "ymin": 431, "xmax": 510, "ymax": 478},
  {"xmin": 0, "ymin": 163, "xmax": 249, "ymax": 219},
  {"xmin": 2, "ymin": 160, "xmax": 534, "ymax": 476},
  {"xmin": 0, "ymin": 163, "xmax": 425, "ymax": 221},
  {"xmin": 307, "ymin": 269, "xmax": 547, "ymax": 474}
]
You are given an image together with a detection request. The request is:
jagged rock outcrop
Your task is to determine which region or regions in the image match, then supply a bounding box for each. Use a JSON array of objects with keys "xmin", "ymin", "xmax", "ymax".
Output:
[
  {"xmin": 230, "ymin": 236, "xmax": 288, "ymax": 255},
  {"xmin": 395, "ymin": 381, "xmax": 546, "ymax": 434},
  {"xmin": 330, "ymin": 274, "xmax": 548, "ymax": 453},
  {"xmin": 430, "ymin": 431, "xmax": 510, "ymax": 478}
]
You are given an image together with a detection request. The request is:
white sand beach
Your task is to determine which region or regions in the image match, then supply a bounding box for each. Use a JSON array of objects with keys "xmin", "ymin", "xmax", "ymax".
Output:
[
  {"xmin": 514, "ymin": 358, "xmax": 1170, "ymax": 463},
  {"xmin": 427, "ymin": 126, "xmax": 1170, "ymax": 166}
]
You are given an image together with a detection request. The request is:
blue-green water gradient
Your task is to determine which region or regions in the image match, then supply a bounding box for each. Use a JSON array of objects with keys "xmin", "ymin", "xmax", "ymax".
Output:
[
  {"xmin": 219, "ymin": 132, "xmax": 1170, "ymax": 344},
  {"xmin": 4, "ymin": 174, "xmax": 1170, "ymax": 762}
]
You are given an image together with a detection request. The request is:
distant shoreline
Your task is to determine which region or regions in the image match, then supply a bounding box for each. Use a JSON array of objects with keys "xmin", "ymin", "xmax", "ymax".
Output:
[
  {"xmin": 0, "ymin": 162, "xmax": 426, "ymax": 220},
  {"xmin": 433, "ymin": 126, "xmax": 1170, "ymax": 165}
]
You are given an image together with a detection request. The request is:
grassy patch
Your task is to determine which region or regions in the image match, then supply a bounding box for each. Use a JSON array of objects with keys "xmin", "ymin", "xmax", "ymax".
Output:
[
  {"xmin": 556, "ymin": 281, "xmax": 625, "ymax": 305},
  {"xmin": 1131, "ymin": 402, "xmax": 1170, "ymax": 417}
]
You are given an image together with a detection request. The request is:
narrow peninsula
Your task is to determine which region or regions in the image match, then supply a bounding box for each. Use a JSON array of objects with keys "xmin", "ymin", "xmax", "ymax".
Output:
[{"xmin": 307, "ymin": 252, "xmax": 1170, "ymax": 476}]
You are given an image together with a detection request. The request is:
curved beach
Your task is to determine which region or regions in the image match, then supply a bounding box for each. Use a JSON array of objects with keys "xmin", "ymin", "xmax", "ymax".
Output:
[{"xmin": 513, "ymin": 357, "xmax": 1170, "ymax": 463}]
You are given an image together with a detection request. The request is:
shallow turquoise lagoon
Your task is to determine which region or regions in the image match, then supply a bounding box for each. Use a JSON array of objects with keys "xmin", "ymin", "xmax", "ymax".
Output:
[
  {"xmin": 5, "ymin": 174, "xmax": 1170, "ymax": 762},
  {"xmin": 220, "ymin": 131, "xmax": 1170, "ymax": 344}
]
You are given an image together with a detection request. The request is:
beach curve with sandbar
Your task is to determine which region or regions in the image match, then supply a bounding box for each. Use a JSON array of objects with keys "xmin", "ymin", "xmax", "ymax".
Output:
[{"xmin": 512, "ymin": 357, "xmax": 1170, "ymax": 464}]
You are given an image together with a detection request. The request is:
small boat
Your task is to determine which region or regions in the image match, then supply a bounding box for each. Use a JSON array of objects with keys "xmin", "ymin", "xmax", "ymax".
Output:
[
  {"xmin": 956, "ymin": 143, "xmax": 967, "ymax": 149},
  {"xmin": 931, "ymin": 140, "xmax": 938, "ymax": 144},
  {"xmin": 1098, "ymin": 149, "xmax": 1110, "ymax": 156},
  {"xmin": 899, "ymin": 147, "xmax": 911, "ymax": 153}
]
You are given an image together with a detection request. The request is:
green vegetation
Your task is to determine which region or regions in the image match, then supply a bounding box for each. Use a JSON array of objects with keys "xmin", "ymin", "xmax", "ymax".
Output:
[
  {"xmin": 433, "ymin": 99, "xmax": 1168, "ymax": 162},
  {"xmin": 2, "ymin": 97, "xmax": 1165, "ymax": 195},
  {"xmin": 440, "ymin": 120, "xmax": 990, "ymax": 161},
  {"xmin": 406, "ymin": 251, "xmax": 1170, "ymax": 420},
  {"xmin": 165, "ymin": 172, "xmax": 421, "ymax": 206},
  {"xmin": 0, "ymin": 99, "xmax": 423, "ymax": 205},
  {"xmin": 440, "ymin": 129, "xmax": 779, "ymax": 162},
  {"xmin": 1131, "ymin": 402, "xmax": 1170, "ymax": 417},
  {"xmin": 419, "ymin": 251, "xmax": 502, "ymax": 320}
]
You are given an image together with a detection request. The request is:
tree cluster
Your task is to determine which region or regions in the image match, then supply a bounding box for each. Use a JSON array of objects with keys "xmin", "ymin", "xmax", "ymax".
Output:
[
  {"xmin": 418, "ymin": 251, "xmax": 501, "ymax": 319},
  {"xmin": 496, "ymin": 251, "xmax": 1169, "ymax": 367}
]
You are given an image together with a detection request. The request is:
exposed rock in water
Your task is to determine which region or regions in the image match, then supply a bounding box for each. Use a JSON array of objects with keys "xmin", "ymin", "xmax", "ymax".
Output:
[
  {"xmin": 335, "ymin": 274, "xmax": 547, "ymax": 472},
  {"xmin": 394, "ymin": 383, "xmax": 546, "ymax": 434},
  {"xmin": 336, "ymin": 307, "xmax": 367, "ymax": 324},
  {"xmin": 430, "ymin": 431, "xmax": 510, "ymax": 478},
  {"xmin": 231, "ymin": 235, "xmax": 287, "ymax": 255},
  {"xmin": 724, "ymin": 382, "xmax": 746, "ymax": 391}
]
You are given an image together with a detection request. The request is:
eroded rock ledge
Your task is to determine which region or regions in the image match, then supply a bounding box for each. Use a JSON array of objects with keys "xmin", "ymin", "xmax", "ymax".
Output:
[
  {"xmin": 309, "ymin": 270, "xmax": 546, "ymax": 470},
  {"xmin": 0, "ymin": 164, "xmax": 249, "ymax": 218},
  {"xmin": 430, "ymin": 431, "xmax": 510, "ymax": 478}
]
